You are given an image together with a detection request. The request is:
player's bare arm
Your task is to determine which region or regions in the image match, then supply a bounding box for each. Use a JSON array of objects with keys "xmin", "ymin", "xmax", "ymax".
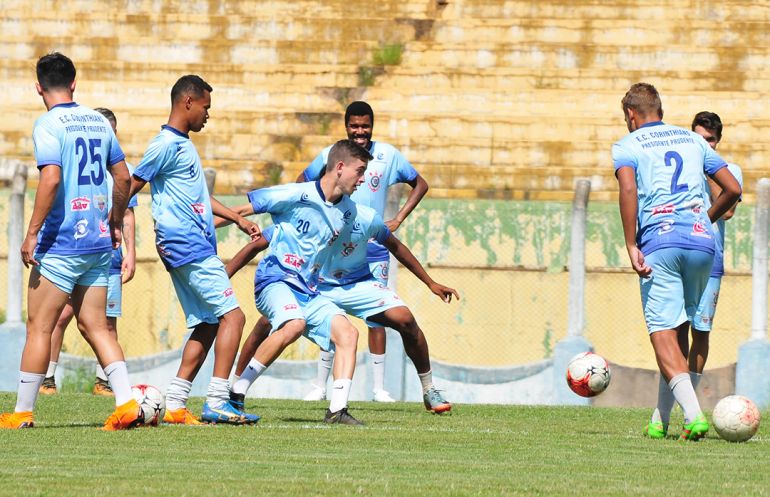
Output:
[
  {"xmin": 386, "ymin": 174, "xmax": 429, "ymax": 232},
  {"xmin": 109, "ymin": 160, "xmax": 131, "ymax": 249},
  {"xmin": 213, "ymin": 202, "xmax": 255, "ymax": 228},
  {"xmin": 707, "ymin": 167, "xmax": 741, "ymax": 223},
  {"xmin": 382, "ymin": 233, "xmax": 459, "ymax": 303},
  {"xmin": 616, "ymin": 166, "xmax": 651, "ymax": 278},
  {"xmin": 225, "ymin": 236, "xmax": 269, "ymax": 278},
  {"xmin": 121, "ymin": 207, "xmax": 137, "ymax": 283},
  {"xmin": 210, "ymin": 197, "xmax": 259, "ymax": 239},
  {"xmin": 129, "ymin": 174, "xmax": 147, "ymax": 198},
  {"xmin": 21, "ymin": 164, "xmax": 61, "ymax": 267}
]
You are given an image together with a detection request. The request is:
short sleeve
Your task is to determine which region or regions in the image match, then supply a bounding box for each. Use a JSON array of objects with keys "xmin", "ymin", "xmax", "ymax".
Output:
[
  {"xmin": 302, "ymin": 151, "xmax": 327, "ymax": 182},
  {"xmin": 703, "ymin": 146, "xmax": 727, "ymax": 176},
  {"xmin": 247, "ymin": 184, "xmax": 300, "ymax": 215},
  {"xmin": 612, "ymin": 142, "xmax": 638, "ymax": 172},
  {"xmin": 106, "ymin": 128, "xmax": 126, "ymax": 167},
  {"xmin": 368, "ymin": 212, "xmax": 391, "ymax": 244},
  {"xmin": 388, "ymin": 148, "xmax": 418, "ymax": 185},
  {"xmin": 32, "ymin": 123, "xmax": 62, "ymax": 169},
  {"xmin": 133, "ymin": 137, "xmax": 171, "ymax": 182}
]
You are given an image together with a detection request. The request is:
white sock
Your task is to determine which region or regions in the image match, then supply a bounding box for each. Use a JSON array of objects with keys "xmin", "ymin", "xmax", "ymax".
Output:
[
  {"xmin": 328, "ymin": 378, "xmax": 352, "ymax": 413},
  {"xmin": 651, "ymin": 374, "xmax": 676, "ymax": 425},
  {"xmin": 669, "ymin": 372, "xmax": 702, "ymax": 424},
  {"xmin": 95, "ymin": 364, "xmax": 108, "ymax": 382},
  {"xmin": 689, "ymin": 371, "xmax": 702, "ymax": 390},
  {"xmin": 232, "ymin": 358, "xmax": 266, "ymax": 395},
  {"xmin": 15, "ymin": 371, "xmax": 45, "ymax": 412},
  {"xmin": 313, "ymin": 350, "xmax": 334, "ymax": 390},
  {"xmin": 371, "ymin": 353, "xmax": 386, "ymax": 392},
  {"xmin": 206, "ymin": 377, "xmax": 230, "ymax": 408},
  {"xmin": 103, "ymin": 361, "xmax": 132, "ymax": 406},
  {"xmin": 45, "ymin": 361, "xmax": 58, "ymax": 378},
  {"xmin": 418, "ymin": 370, "xmax": 434, "ymax": 394},
  {"xmin": 166, "ymin": 377, "xmax": 193, "ymax": 411}
]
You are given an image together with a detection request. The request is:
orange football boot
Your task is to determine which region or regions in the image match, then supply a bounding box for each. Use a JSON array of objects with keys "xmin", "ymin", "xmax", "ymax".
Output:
[
  {"xmin": 163, "ymin": 407, "xmax": 203, "ymax": 425},
  {"xmin": 0, "ymin": 411, "xmax": 34, "ymax": 429},
  {"xmin": 102, "ymin": 399, "xmax": 144, "ymax": 431}
]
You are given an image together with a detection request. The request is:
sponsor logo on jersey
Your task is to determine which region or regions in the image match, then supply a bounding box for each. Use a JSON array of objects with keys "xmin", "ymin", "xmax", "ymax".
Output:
[
  {"xmin": 74, "ymin": 219, "xmax": 89, "ymax": 239},
  {"xmin": 283, "ymin": 253, "xmax": 305, "ymax": 269},
  {"xmin": 343, "ymin": 210, "xmax": 352, "ymax": 224},
  {"xmin": 94, "ymin": 194, "xmax": 107, "ymax": 212},
  {"xmin": 223, "ymin": 288, "xmax": 234, "ymax": 297},
  {"xmin": 368, "ymin": 171, "xmax": 383, "ymax": 192},
  {"xmin": 352, "ymin": 222, "xmax": 363, "ymax": 234},
  {"xmin": 300, "ymin": 193, "xmax": 309, "ymax": 203},
  {"xmin": 341, "ymin": 242, "xmax": 356, "ymax": 256},
  {"xmin": 651, "ymin": 203, "xmax": 674, "ymax": 215},
  {"xmin": 70, "ymin": 197, "xmax": 91, "ymax": 211},
  {"xmin": 98, "ymin": 220, "xmax": 111, "ymax": 238},
  {"xmin": 107, "ymin": 302, "xmax": 116, "ymax": 309},
  {"xmin": 692, "ymin": 221, "xmax": 711, "ymax": 238},
  {"xmin": 377, "ymin": 152, "xmax": 384, "ymax": 160},
  {"xmin": 657, "ymin": 219, "xmax": 674, "ymax": 235},
  {"xmin": 691, "ymin": 205, "xmax": 701, "ymax": 215},
  {"xmin": 283, "ymin": 303, "xmax": 298, "ymax": 311},
  {"xmin": 191, "ymin": 203, "xmax": 205, "ymax": 215}
]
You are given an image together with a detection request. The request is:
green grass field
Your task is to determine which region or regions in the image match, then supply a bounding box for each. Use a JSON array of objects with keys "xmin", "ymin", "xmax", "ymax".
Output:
[{"xmin": 0, "ymin": 393, "xmax": 768, "ymax": 497}]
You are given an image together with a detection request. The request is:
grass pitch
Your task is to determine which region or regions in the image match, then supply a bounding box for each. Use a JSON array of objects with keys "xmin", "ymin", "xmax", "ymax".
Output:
[{"xmin": 0, "ymin": 393, "xmax": 768, "ymax": 497}]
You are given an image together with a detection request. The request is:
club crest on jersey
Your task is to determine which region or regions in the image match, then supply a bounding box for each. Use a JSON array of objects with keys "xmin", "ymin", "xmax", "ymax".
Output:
[
  {"xmin": 327, "ymin": 230, "xmax": 340, "ymax": 246},
  {"xmin": 93, "ymin": 194, "xmax": 107, "ymax": 212},
  {"xmin": 368, "ymin": 171, "xmax": 383, "ymax": 192},
  {"xmin": 341, "ymin": 242, "xmax": 356, "ymax": 256},
  {"xmin": 73, "ymin": 219, "xmax": 89, "ymax": 239},
  {"xmin": 651, "ymin": 203, "xmax": 674, "ymax": 215},
  {"xmin": 692, "ymin": 221, "xmax": 711, "ymax": 238},
  {"xmin": 98, "ymin": 220, "xmax": 110, "ymax": 238},
  {"xmin": 191, "ymin": 203, "xmax": 205, "ymax": 215},
  {"xmin": 70, "ymin": 197, "xmax": 91, "ymax": 211},
  {"xmin": 283, "ymin": 253, "xmax": 305, "ymax": 269},
  {"xmin": 343, "ymin": 210, "xmax": 352, "ymax": 224}
]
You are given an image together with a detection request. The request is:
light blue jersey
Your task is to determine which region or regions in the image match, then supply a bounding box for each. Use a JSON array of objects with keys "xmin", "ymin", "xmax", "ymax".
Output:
[
  {"xmin": 319, "ymin": 206, "xmax": 391, "ymax": 286},
  {"xmin": 247, "ymin": 181, "xmax": 360, "ymax": 296},
  {"xmin": 134, "ymin": 125, "xmax": 216, "ymax": 269},
  {"xmin": 704, "ymin": 163, "xmax": 743, "ymax": 277},
  {"xmin": 32, "ymin": 102, "xmax": 125, "ymax": 255},
  {"xmin": 303, "ymin": 141, "xmax": 417, "ymax": 261},
  {"xmin": 612, "ymin": 121, "xmax": 727, "ymax": 256},
  {"xmin": 108, "ymin": 162, "xmax": 139, "ymax": 275}
]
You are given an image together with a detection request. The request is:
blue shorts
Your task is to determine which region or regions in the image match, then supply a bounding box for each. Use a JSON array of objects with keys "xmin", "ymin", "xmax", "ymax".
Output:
[
  {"xmin": 640, "ymin": 247, "xmax": 713, "ymax": 334},
  {"xmin": 692, "ymin": 276, "xmax": 722, "ymax": 332},
  {"xmin": 169, "ymin": 255, "xmax": 240, "ymax": 328},
  {"xmin": 319, "ymin": 278, "xmax": 406, "ymax": 328},
  {"xmin": 255, "ymin": 281, "xmax": 345, "ymax": 352},
  {"xmin": 106, "ymin": 273, "xmax": 122, "ymax": 318},
  {"xmin": 35, "ymin": 251, "xmax": 110, "ymax": 294},
  {"xmin": 368, "ymin": 260, "xmax": 390, "ymax": 286}
]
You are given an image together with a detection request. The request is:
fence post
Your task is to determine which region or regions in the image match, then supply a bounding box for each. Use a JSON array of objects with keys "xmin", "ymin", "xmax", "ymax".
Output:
[
  {"xmin": 552, "ymin": 180, "xmax": 593, "ymax": 404},
  {"xmin": 736, "ymin": 178, "xmax": 770, "ymax": 408},
  {"xmin": 204, "ymin": 168, "xmax": 217, "ymax": 194},
  {"xmin": 0, "ymin": 162, "xmax": 29, "ymax": 391}
]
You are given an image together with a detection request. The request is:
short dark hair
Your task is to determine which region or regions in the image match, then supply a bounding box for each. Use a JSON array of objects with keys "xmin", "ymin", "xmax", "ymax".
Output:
[
  {"xmin": 326, "ymin": 139, "xmax": 374, "ymax": 172},
  {"xmin": 621, "ymin": 83, "xmax": 663, "ymax": 119},
  {"xmin": 344, "ymin": 101, "xmax": 374, "ymax": 126},
  {"xmin": 94, "ymin": 107, "xmax": 117, "ymax": 128},
  {"xmin": 691, "ymin": 111, "xmax": 723, "ymax": 141},
  {"xmin": 170, "ymin": 75, "xmax": 212, "ymax": 104},
  {"xmin": 36, "ymin": 52, "xmax": 76, "ymax": 91}
]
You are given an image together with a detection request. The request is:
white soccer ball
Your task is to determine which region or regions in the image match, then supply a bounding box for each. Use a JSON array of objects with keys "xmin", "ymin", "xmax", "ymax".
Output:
[
  {"xmin": 712, "ymin": 395, "xmax": 761, "ymax": 443},
  {"xmin": 566, "ymin": 352, "xmax": 611, "ymax": 397},
  {"xmin": 131, "ymin": 384, "xmax": 166, "ymax": 426}
]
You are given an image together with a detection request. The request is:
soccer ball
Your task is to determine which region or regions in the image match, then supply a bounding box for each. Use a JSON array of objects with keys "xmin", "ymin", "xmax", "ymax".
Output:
[
  {"xmin": 712, "ymin": 395, "xmax": 761, "ymax": 443},
  {"xmin": 131, "ymin": 384, "xmax": 166, "ymax": 426},
  {"xmin": 566, "ymin": 352, "xmax": 611, "ymax": 397}
]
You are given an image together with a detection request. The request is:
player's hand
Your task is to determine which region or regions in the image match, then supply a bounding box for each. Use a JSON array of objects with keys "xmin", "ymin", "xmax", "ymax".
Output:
[
  {"xmin": 20, "ymin": 233, "xmax": 39, "ymax": 268},
  {"xmin": 110, "ymin": 222, "xmax": 123, "ymax": 250},
  {"xmin": 627, "ymin": 245, "xmax": 652, "ymax": 277},
  {"xmin": 237, "ymin": 217, "xmax": 261, "ymax": 240},
  {"xmin": 121, "ymin": 257, "xmax": 136, "ymax": 284},
  {"xmin": 385, "ymin": 219, "xmax": 402, "ymax": 232},
  {"xmin": 429, "ymin": 282, "xmax": 460, "ymax": 303}
]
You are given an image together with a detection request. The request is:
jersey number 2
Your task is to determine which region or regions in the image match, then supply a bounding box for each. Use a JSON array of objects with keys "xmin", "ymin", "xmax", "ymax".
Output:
[
  {"xmin": 664, "ymin": 151, "xmax": 688, "ymax": 194},
  {"xmin": 76, "ymin": 137, "xmax": 105, "ymax": 186}
]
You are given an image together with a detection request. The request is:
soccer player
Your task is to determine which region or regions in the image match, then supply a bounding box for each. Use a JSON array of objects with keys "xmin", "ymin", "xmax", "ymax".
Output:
[
  {"xmin": 613, "ymin": 83, "xmax": 741, "ymax": 440},
  {"xmin": 648, "ymin": 111, "xmax": 743, "ymax": 435},
  {"xmin": 224, "ymin": 139, "xmax": 373, "ymax": 424},
  {"xmin": 39, "ymin": 108, "xmax": 138, "ymax": 397},
  {"xmin": 129, "ymin": 75, "xmax": 260, "ymax": 425},
  {"xmin": 0, "ymin": 53, "xmax": 142, "ymax": 430}
]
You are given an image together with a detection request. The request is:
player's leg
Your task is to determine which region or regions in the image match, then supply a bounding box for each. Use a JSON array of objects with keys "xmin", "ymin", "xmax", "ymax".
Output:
[
  {"xmin": 234, "ymin": 316, "xmax": 272, "ymax": 377},
  {"xmin": 367, "ymin": 259, "xmax": 392, "ymax": 402},
  {"xmin": 0, "ymin": 268, "xmax": 70, "ymax": 429},
  {"xmin": 40, "ymin": 301, "xmax": 75, "ymax": 395},
  {"xmin": 689, "ymin": 276, "xmax": 720, "ymax": 381},
  {"xmin": 325, "ymin": 314, "xmax": 363, "ymax": 425},
  {"xmin": 94, "ymin": 273, "xmax": 122, "ymax": 396}
]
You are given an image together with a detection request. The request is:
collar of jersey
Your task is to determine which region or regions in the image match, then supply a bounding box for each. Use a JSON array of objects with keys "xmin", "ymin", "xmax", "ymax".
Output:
[
  {"xmin": 314, "ymin": 180, "xmax": 342, "ymax": 205},
  {"xmin": 51, "ymin": 102, "xmax": 78, "ymax": 109},
  {"xmin": 161, "ymin": 124, "xmax": 190, "ymax": 139},
  {"xmin": 639, "ymin": 121, "xmax": 664, "ymax": 128}
]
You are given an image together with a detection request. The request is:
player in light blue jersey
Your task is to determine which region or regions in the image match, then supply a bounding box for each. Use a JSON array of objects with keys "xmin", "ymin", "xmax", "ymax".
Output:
[
  {"xmin": 1, "ymin": 53, "xmax": 142, "ymax": 430},
  {"xmin": 129, "ymin": 75, "xmax": 261, "ymax": 425},
  {"xmin": 222, "ymin": 140, "xmax": 373, "ymax": 424},
  {"xmin": 41, "ymin": 108, "xmax": 139, "ymax": 397},
  {"xmin": 299, "ymin": 101, "xmax": 430, "ymax": 402},
  {"xmin": 649, "ymin": 111, "xmax": 744, "ymax": 437},
  {"xmin": 613, "ymin": 83, "xmax": 741, "ymax": 441}
]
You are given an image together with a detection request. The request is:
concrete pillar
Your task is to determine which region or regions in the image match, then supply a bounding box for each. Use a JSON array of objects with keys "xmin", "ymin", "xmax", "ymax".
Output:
[
  {"xmin": 736, "ymin": 178, "xmax": 770, "ymax": 408},
  {"xmin": 552, "ymin": 180, "xmax": 593, "ymax": 404}
]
